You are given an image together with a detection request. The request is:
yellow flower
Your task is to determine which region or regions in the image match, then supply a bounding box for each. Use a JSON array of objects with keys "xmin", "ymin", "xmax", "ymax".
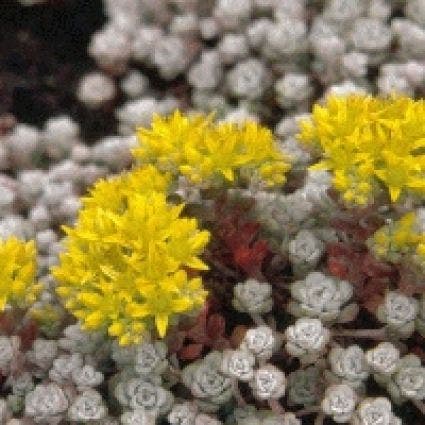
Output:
[
  {"xmin": 30, "ymin": 304, "xmax": 63, "ymax": 337},
  {"xmin": 298, "ymin": 94, "xmax": 425, "ymax": 204},
  {"xmin": 126, "ymin": 270, "xmax": 206, "ymax": 338},
  {"xmin": 0, "ymin": 237, "xmax": 41, "ymax": 311},
  {"xmin": 52, "ymin": 169, "xmax": 210, "ymax": 345},
  {"xmin": 82, "ymin": 165, "xmax": 171, "ymax": 212},
  {"xmin": 133, "ymin": 110, "xmax": 291, "ymax": 187},
  {"xmin": 368, "ymin": 212, "xmax": 425, "ymax": 263}
]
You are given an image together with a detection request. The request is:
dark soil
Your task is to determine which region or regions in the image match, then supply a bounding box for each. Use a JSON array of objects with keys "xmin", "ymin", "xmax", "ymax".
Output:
[{"xmin": 0, "ymin": 0, "xmax": 113, "ymax": 142}]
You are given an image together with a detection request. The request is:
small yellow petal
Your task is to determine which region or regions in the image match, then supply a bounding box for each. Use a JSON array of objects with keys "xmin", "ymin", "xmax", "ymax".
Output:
[{"xmin": 155, "ymin": 314, "xmax": 169, "ymax": 338}]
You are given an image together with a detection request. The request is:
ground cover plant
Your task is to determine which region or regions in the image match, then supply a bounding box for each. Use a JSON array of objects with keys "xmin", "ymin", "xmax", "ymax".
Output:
[
  {"xmin": 0, "ymin": 94, "xmax": 425, "ymax": 424},
  {"xmin": 2, "ymin": 1, "xmax": 425, "ymax": 424}
]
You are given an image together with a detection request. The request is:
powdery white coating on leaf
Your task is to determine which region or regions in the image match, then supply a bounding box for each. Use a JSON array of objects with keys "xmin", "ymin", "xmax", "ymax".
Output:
[
  {"xmin": 285, "ymin": 318, "xmax": 330, "ymax": 359},
  {"xmin": 221, "ymin": 349, "xmax": 255, "ymax": 382},
  {"xmin": 24, "ymin": 383, "xmax": 69, "ymax": 421},
  {"xmin": 329, "ymin": 345, "xmax": 369, "ymax": 385},
  {"xmin": 376, "ymin": 291, "xmax": 419, "ymax": 338},
  {"xmin": 351, "ymin": 397, "xmax": 401, "ymax": 425},
  {"xmin": 134, "ymin": 341, "xmax": 169, "ymax": 376},
  {"xmin": 233, "ymin": 279, "xmax": 273, "ymax": 314},
  {"xmin": 182, "ymin": 351, "xmax": 232, "ymax": 411},
  {"xmin": 240, "ymin": 326, "xmax": 277, "ymax": 361},
  {"xmin": 168, "ymin": 401, "xmax": 198, "ymax": 425},
  {"xmin": 365, "ymin": 342, "xmax": 400, "ymax": 375},
  {"xmin": 68, "ymin": 389, "xmax": 108, "ymax": 422},
  {"xmin": 321, "ymin": 384, "xmax": 357, "ymax": 423},
  {"xmin": 226, "ymin": 58, "xmax": 270, "ymax": 100},
  {"xmin": 114, "ymin": 378, "xmax": 174, "ymax": 414},
  {"xmin": 249, "ymin": 364, "xmax": 286, "ymax": 400}
]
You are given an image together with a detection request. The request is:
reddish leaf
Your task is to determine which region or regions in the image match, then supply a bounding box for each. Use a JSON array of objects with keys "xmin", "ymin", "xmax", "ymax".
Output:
[
  {"xmin": 236, "ymin": 222, "xmax": 261, "ymax": 247},
  {"xmin": 360, "ymin": 254, "xmax": 393, "ymax": 278},
  {"xmin": 0, "ymin": 311, "xmax": 15, "ymax": 335},
  {"xmin": 206, "ymin": 313, "xmax": 226, "ymax": 340},
  {"xmin": 398, "ymin": 265, "xmax": 425, "ymax": 296},
  {"xmin": 185, "ymin": 311, "xmax": 209, "ymax": 344},
  {"xmin": 330, "ymin": 214, "xmax": 380, "ymax": 242},
  {"xmin": 327, "ymin": 242, "xmax": 352, "ymax": 257},
  {"xmin": 17, "ymin": 320, "xmax": 38, "ymax": 351},
  {"xmin": 363, "ymin": 293, "xmax": 385, "ymax": 314},
  {"xmin": 211, "ymin": 337, "xmax": 231, "ymax": 351},
  {"xmin": 237, "ymin": 240, "xmax": 268, "ymax": 263},
  {"xmin": 327, "ymin": 256, "xmax": 349, "ymax": 279},
  {"xmin": 178, "ymin": 343, "xmax": 204, "ymax": 360},
  {"xmin": 185, "ymin": 325, "xmax": 209, "ymax": 344},
  {"xmin": 411, "ymin": 346, "xmax": 425, "ymax": 363},
  {"xmin": 412, "ymin": 335, "xmax": 425, "ymax": 362},
  {"xmin": 212, "ymin": 198, "xmax": 269, "ymax": 276},
  {"xmin": 165, "ymin": 331, "xmax": 186, "ymax": 354},
  {"xmin": 230, "ymin": 325, "xmax": 248, "ymax": 349}
]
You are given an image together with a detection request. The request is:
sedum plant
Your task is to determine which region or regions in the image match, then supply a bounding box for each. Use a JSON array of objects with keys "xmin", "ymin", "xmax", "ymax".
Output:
[
  {"xmin": 298, "ymin": 94, "xmax": 425, "ymax": 205},
  {"xmin": 0, "ymin": 237, "xmax": 41, "ymax": 312},
  {"xmin": 133, "ymin": 110, "xmax": 291, "ymax": 187},
  {"xmin": 2, "ymin": 102, "xmax": 424, "ymax": 424},
  {"xmin": 52, "ymin": 165, "xmax": 210, "ymax": 345},
  {"xmin": 368, "ymin": 210, "xmax": 425, "ymax": 270}
]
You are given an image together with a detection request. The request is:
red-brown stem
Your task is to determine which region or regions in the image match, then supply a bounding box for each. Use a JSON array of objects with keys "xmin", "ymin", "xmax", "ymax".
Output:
[
  {"xmin": 252, "ymin": 270, "xmax": 266, "ymax": 282},
  {"xmin": 232, "ymin": 379, "xmax": 247, "ymax": 407},
  {"xmin": 295, "ymin": 406, "xmax": 321, "ymax": 417},
  {"xmin": 204, "ymin": 254, "xmax": 240, "ymax": 279},
  {"xmin": 268, "ymin": 398, "xmax": 285, "ymax": 415},
  {"xmin": 267, "ymin": 315, "xmax": 277, "ymax": 331},
  {"xmin": 332, "ymin": 327, "xmax": 387, "ymax": 340}
]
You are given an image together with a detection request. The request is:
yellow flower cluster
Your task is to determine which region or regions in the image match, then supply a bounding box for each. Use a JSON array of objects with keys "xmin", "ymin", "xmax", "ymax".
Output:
[
  {"xmin": 298, "ymin": 94, "xmax": 425, "ymax": 205},
  {"xmin": 81, "ymin": 164, "xmax": 171, "ymax": 212},
  {"xmin": 0, "ymin": 237, "xmax": 41, "ymax": 311},
  {"xmin": 133, "ymin": 110, "xmax": 290, "ymax": 187},
  {"xmin": 368, "ymin": 212, "xmax": 425, "ymax": 266},
  {"xmin": 52, "ymin": 166, "xmax": 210, "ymax": 345}
]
